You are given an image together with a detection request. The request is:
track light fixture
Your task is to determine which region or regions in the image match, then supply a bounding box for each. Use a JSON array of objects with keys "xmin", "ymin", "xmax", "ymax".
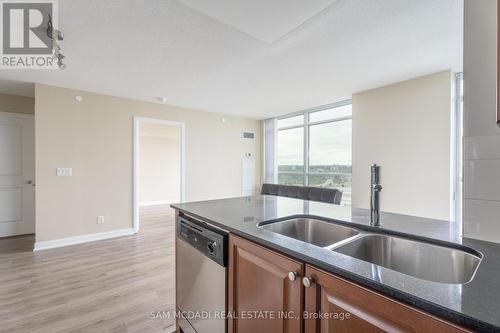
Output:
[{"xmin": 47, "ymin": 14, "xmax": 66, "ymax": 69}]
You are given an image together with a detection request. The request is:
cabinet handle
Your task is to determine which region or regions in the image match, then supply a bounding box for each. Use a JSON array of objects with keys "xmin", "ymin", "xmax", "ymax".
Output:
[
  {"xmin": 288, "ymin": 272, "xmax": 298, "ymax": 281},
  {"xmin": 302, "ymin": 277, "xmax": 313, "ymax": 288}
]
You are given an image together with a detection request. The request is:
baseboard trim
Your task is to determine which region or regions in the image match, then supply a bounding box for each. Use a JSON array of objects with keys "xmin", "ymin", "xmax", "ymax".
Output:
[
  {"xmin": 139, "ymin": 200, "xmax": 177, "ymax": 207},
  {"xmin": 33, "ymin": 228, "xmax": 135, "ymax": 251}
]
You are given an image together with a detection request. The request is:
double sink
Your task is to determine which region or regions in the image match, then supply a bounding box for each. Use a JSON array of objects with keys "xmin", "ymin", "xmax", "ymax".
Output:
[{"xmin": 259, "ymin": 218, "xmax": 482, "ymax": 284}]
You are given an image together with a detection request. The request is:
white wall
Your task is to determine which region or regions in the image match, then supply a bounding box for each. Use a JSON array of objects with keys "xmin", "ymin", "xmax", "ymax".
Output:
[
  {"xmin": 35, "ymin": 84, "xmax": 261, "ymax": 243},
  {"xmin": 352, "ymin": 70, "xmax": 453, "ymax": 220},
  {"xmin": 139, "ymin": 123, "xmax": 181, "ymax": 205},
  {"xmin": 463, "ymin": 0, "xmax": 500, "ymax": 243},
  {"xmin": 0, "ymin": 93, "xmax": 34, "ymax": 114}
]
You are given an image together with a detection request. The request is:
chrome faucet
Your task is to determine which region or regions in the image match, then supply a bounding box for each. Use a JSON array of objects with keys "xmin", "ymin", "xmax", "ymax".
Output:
[{"xmin": 370, "ymin": 164, "xmax": 382, "ymax": 226}]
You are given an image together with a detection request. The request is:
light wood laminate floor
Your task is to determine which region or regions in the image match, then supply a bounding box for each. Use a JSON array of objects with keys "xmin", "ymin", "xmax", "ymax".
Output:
[{"xmin": 0, "ymin": 205, "xmax": 176, "ymax": 333}]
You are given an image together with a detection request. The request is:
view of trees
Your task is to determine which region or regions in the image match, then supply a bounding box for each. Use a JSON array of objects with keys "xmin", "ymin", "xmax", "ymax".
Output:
[{"xmin": 278, "ymin": 164, "xmax": 352, "ymax": 205}]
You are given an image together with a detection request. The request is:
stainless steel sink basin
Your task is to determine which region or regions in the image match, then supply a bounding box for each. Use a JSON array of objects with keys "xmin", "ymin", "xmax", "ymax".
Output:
[
  {"xmin": 259, "ymin": 218, "xmax": 359, "ymax": 248},
  {"xmin": 259, "ymin": 217, "xmax": 482, "ymax": 284},
  {"xmin": 333, "ymin": 234, "xmax": 482, "ymax": 284}
]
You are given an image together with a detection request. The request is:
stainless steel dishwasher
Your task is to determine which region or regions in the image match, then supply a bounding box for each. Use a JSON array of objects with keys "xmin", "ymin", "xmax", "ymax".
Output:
[{"xmin": 176, "ymin": 214, "xmax": 228, "ymax": 333}]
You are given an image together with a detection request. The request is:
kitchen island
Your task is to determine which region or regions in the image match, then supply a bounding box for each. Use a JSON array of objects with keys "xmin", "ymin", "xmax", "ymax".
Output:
[{"xmin": 172, "ymin": 195, "xmax": 500, "ymax": 332}]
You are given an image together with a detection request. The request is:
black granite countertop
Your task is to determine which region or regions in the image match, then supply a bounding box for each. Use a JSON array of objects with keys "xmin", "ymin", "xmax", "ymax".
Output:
[{"xmin": 171, "ymin": 195, "xmax": 500, "ymax": 332}]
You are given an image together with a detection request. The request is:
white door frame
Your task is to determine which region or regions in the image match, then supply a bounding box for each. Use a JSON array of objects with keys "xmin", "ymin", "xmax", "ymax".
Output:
[{"xmin": 133, "ymin": 116, "xmax": 186, "ymax": 233}]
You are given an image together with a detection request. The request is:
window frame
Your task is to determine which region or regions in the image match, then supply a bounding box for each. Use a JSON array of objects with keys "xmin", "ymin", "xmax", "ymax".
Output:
[
  {"xmin": 275, "ymin": 99, "xmax": 353, "ymax": 188},
  {"xmin": 453, "ymin": 72, "xmax": 463, "ymax": 227}
]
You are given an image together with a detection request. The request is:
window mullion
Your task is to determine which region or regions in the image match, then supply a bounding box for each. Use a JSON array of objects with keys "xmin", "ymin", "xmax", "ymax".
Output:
[{"xmin": 304, "ymin": 113, "xmax": 309, "ymax": 186}]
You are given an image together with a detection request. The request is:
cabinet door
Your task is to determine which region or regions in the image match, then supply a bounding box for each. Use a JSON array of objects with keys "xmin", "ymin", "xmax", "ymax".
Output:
[
  {"xmin": 304, "ymin": 265, "xmax": 470, "ymax": 333},
  {"xmin": 228, "ymin": 234, "xmax": 303, "ymax": 333}
]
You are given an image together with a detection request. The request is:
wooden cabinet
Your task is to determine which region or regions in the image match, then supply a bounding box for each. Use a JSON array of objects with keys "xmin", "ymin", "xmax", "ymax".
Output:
[
  {"xmin": 228, "ymin": 234, "xmax": 303, "ymax": 333},
  {"xmin": 303, "ymin": 265, "xmax": 470, "ymax": 333},
  {"xmin": 228, "ymin": 234, "xmax": 470, "ymax": 333}
]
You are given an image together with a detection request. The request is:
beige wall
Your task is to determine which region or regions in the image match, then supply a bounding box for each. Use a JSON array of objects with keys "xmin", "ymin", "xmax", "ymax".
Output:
[
  {"xmin": 463, "ymin": 0, "xmax": 500, "ymax": 243},
  {"xmin": 139, "ymin": 123, "xmax": 181, "ymax": 204},
  {"xmin": 352, "ymin": 70, "xmax": 453, "ymax": 220},
  {"xmin": 0, "ymin": 93, "xmax": 34, "ymax": 114},
  {"xmin": 35, "ymin": 84, "xmax": 261, "ymax": 242}
]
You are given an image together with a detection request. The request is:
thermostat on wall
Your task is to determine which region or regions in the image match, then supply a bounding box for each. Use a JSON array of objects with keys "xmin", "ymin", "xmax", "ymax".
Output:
[{"xmin": 242, "ymin": 132, "xmax": 255, "ymax": 139}]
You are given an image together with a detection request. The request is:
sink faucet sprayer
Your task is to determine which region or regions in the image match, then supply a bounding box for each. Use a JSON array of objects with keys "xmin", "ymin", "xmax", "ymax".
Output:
[{"xmin": 370, "ymin": 164, "xmax": 382, "ymax": 226}]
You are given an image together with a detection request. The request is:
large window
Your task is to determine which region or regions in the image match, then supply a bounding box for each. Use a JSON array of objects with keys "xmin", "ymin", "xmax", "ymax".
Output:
[{"xmin": 275, "ymin": 101, "xmax": 352, "ymax": 205}]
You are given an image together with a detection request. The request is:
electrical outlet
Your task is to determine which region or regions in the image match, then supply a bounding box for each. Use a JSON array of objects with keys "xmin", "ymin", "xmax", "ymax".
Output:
[{"xmin": 97, "ymin": 216, "xmax": 104, "ymax": 224}]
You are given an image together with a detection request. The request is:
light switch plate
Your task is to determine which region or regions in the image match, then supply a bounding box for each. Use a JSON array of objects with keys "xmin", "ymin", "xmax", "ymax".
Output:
[{"xmin": 56, "ymin": 168, "xmax": 72, "ymax": 177}]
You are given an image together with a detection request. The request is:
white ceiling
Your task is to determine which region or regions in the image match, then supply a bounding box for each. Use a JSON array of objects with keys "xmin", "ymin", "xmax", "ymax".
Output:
[
  {"xmin": 0, "ymin": 0, "xmax": 463, "ymax": 119},
  {"xmin": 176, "ymin": 0, "xmax": 338, "ymax": 43}
]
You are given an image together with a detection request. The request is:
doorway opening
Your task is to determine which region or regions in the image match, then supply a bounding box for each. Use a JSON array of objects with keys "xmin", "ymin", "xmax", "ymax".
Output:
[{"xmin": 133, "ymin": 117, "xmax": 185, "ymax": 233}]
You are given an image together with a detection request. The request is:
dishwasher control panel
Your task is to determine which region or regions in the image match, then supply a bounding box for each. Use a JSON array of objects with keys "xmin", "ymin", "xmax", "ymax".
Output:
[{"xmin": 177, "ymin": 215, "xmax": 228, "ymax": 267}]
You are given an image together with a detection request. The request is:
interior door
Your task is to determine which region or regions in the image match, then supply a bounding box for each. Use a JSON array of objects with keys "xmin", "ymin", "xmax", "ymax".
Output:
[{"xmin": 0, "ymin": 112, "xmax": 35, "ymax": 237}]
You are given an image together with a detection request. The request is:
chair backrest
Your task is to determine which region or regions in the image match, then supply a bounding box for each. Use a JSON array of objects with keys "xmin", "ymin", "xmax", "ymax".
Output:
[{"xmin": 260, "ymin": 183, "xmax": 343, "ymax": 205}]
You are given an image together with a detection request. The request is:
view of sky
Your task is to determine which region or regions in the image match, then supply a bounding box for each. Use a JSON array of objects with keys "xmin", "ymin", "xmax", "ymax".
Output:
[{"xmin": 277, "ymin": 119, "xmax": 352, "ymax": 166}]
